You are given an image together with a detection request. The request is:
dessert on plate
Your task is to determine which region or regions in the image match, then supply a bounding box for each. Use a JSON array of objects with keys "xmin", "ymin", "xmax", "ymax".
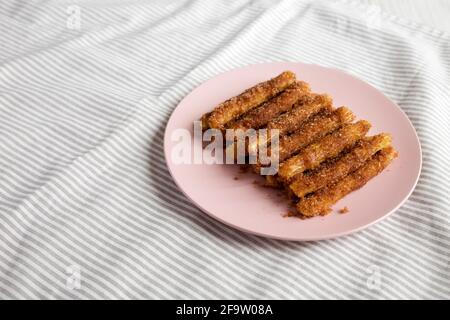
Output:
[{"xmin": 201, "ymin": 71, "xmax": 398, "ymax": 218}]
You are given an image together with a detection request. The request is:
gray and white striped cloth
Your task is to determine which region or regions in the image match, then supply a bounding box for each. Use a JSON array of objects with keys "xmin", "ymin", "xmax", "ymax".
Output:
[{"xmin": 0, "ymin": 0, "xmax": 449, "ymax": 299}]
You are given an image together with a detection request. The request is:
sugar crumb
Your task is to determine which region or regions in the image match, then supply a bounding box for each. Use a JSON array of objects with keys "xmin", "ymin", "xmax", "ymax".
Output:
[{"xmin": 338, "ymin": 206, "xmax": 349, "ymax": 214}]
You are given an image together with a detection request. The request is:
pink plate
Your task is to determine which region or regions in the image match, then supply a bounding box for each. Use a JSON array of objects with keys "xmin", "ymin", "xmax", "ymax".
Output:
[{"xmin": 164, "ymin": 62, "xmax": 421, "ymax": 241}]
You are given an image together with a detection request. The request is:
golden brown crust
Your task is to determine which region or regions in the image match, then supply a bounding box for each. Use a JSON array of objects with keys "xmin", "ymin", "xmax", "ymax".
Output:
[
  {"xmin": 278, "ymin": 106, "xmax": 355, "ymax": 162},
  {"xmin": 297, "ymin": 146, "xmax": 398, "ymax": 217},
  {"xmin": 289, "ymin": 133, "xmax": 392, "ymax": 197},
  {"xmin": 267, "ymin": 94, "xmax": 333, "ymax": 136},
  {"xmin": 247, "ymin": 94, "xmax": 333, "ymax": 154},
  {"xmin": 278, "ymin": 120, "xmax": 371, "ymax": 182},
  {"xmin": 206, "ymin": 71, "xmax": 296, "ymax": 129},
  {"xmin": 253, "ymin": 106, "xmax": 353, "ymax": 178},
  {"xmin": 227, "ymin": 81, "xmax": 310, "ymax": 131}
]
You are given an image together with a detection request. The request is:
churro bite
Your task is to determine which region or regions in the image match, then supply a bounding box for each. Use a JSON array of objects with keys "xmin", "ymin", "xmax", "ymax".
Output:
[{"xmin": 200, "ymin": 71, "xmax": 398, "ymax": 218}]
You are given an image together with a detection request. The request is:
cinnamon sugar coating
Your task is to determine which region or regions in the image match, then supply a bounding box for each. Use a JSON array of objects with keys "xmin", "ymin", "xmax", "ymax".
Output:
[
  {"xmin": 297, "ymin": 147, "xmax": 398, "ymax": 217},
  {"xmin": 289, "ymin": 133, "xmax": 392, "ymax": 197},
  {"xmin": 206, "ymin": 71, "xmax": 296, "ymax": 129},
  {"xmin": 247, "ymin": 94, "xmax": 333, "ymax": 154},
  {"xmin": 267, "ymin": 94, "xmax": 333, "ymax": 136},
  {"xmin": 227, "ymin": 81, "xmax": 310, "ymax": 131},
  {"xmin": 278, "ymin": 120, "xmax": 371, "ymax": 182},
  {"xmin": 278, "ymin": 106, "xmax": 354, "ymax": 162}
]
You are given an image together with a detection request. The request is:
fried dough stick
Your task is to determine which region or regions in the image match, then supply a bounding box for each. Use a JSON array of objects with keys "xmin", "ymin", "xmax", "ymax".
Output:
[
  {"xmin": 278, "ymin": 120, "xmax": 371, "ymax": 182},
  {"xmin": 253, "ymin": 107, "xmax": 353, "ymax": 177},
  {"xmin": 227, "ymin": 81, "xmax": 310, "ymax": 131},
  {"xmin": 297, "ymin": 146, "xmax": 398, "ymax": 217},
  {"xmin": 206, "ymin": 71, "xmax": 296, "ymax": 129},
  {"xmin": 267, "ymin": 94, "xmax": 333, "ymax": 136},
  {"xmin": 278, "ymin": 107, "xmax": 354, "ymax": 162},
  {"xmin": 261, "ymin": 107, "xmax": 354, "ymax": 188},
  {"xmin": 248, "ymin": 94, "xmax": 333, "ymax": 154},
  {"xmin": 224, "ymin": 82, "xmax": 309, "ymax": 160},
  {"xmin": 290, "ymin": 133, "xmax": 392, "ymax": 197},
  {"xmin": 262, "ymin": 112, "xmax": 358, "ymax": 188}
]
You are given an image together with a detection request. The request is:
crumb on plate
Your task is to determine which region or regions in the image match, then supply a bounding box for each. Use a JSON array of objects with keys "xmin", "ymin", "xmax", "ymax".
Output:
[{"xmin": 338, "ymin": 206, "xmax": 349, "ymax": 214}]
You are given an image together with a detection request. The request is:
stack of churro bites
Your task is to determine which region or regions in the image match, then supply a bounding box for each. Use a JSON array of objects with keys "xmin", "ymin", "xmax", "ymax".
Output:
[{"xmin": 201, "ymin": 71, "xmax": 398, "ymax": 218}]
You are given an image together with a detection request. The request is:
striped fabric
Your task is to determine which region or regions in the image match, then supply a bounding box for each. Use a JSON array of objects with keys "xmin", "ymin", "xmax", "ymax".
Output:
[{"xmin": 0, "ymin": 0, "xmax": 449, "ymax": 299}]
